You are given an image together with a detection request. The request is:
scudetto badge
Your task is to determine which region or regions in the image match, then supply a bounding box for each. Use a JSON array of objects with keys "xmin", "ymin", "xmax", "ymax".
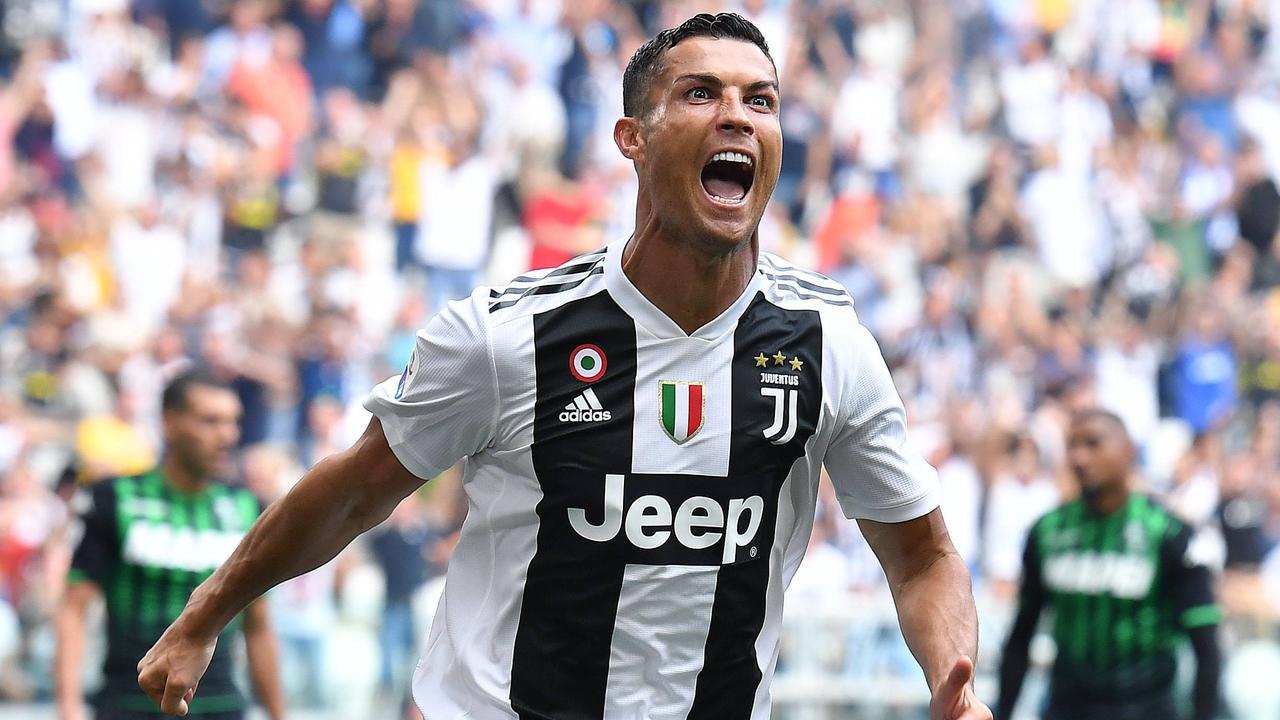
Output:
[{"xmin": 569, "ymin": 344, "xmax": 607, "ymax": 383}]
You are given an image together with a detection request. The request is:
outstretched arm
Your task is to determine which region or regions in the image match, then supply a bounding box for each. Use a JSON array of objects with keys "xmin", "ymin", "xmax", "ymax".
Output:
[
  {"xmin": 1165, "ymin": 523, "xmax": 1222, "ymax": 720},
  {"xmin": 138, "ymin": 417, "xmax": 422, "ymax": 715},
  {"xmin": 859, "ymin": 508, "xmax": 991, "ymax": 720},
  {"xmin": 995, "ymin": 533, "xmax": 1045, "ymax": 720}
]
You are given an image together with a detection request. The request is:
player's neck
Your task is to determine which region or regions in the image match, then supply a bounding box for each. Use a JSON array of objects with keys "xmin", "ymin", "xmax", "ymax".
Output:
[
  {"xmin": 1084, "ymin": 485, "xmax": 1129, "ymax": 517},
  {"xmin": 160, "ymin": 454, "xmax": 212, "ymax": 495},
  {"xmin": 622, "ymin": 226, "xmax": 758, "ymax": 336}
]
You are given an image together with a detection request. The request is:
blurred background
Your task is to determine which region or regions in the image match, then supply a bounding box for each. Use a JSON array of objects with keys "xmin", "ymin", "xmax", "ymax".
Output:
[{"xmin": 0, "ymin": 0, "xmax": 1279, "ymax": 718}]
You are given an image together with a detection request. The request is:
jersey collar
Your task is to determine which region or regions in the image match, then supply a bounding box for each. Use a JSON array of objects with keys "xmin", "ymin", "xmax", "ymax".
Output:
[{"xmin": 604, "ymin": 238, "xmax": 764, "ymax": 341}]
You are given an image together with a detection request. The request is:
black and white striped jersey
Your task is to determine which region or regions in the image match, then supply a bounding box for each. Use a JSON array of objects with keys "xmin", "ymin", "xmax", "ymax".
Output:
[{"xmin": 364, "ymin": 240, "xmax": 940, "ymax": 720}]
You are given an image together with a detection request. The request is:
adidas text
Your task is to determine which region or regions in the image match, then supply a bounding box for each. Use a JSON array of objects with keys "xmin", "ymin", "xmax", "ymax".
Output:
[{"xmin": 560, "ymin": 408, "xmax": 612, "ymax": 422}]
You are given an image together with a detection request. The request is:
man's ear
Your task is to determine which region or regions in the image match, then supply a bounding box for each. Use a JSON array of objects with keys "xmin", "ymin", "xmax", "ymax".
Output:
[{"xmin": 614, "ymin": 116, "xmax": 644, "ymax": 162}]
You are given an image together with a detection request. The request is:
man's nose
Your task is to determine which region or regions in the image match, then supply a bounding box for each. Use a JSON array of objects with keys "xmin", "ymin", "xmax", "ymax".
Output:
[{"xmin": 717, "ymin": 91, "xmax": 754, "ymax": 135}]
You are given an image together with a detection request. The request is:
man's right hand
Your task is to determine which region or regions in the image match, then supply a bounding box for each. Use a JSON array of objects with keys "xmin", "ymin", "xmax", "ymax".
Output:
[{"xmin": 137, "ymin": 621, "xmax": 219, "ymax": 716}]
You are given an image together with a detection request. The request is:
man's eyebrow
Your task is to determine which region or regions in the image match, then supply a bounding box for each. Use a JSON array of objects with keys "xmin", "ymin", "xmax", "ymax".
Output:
[
  {"xmin": 674, "ymin": 74, "xmax": 779, "ymax": 93},
  {"xmin": 675, "ymin": 73, "xmax": 724, "ymax": 87}
]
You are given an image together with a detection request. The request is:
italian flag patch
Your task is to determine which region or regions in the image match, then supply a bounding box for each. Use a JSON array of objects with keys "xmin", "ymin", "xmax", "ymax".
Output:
[{"xmin": 659, "ymin": 381, "xmax": 704, "ymax": 444}]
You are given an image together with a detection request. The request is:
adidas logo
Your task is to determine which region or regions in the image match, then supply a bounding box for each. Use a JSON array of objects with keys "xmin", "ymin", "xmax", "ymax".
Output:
[{"xmin": 560, "ymin": 388, "xmax": 612, "ymax": 423}]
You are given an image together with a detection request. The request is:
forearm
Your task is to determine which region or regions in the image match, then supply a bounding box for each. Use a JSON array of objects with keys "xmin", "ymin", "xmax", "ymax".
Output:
[
  {"xmin": 889, "ymin": 549, "xmax": 979, "ymax": 692},
  {"xmin": 995, "ymin": 614, "xmax": 1036, "ymax": 719},
  {"xmin": 54, "ymin": 599, "xmax": 86, "ymax": 714},
  {"xmin": 177, "ymin": 423, "xmax": 416, "ymax": 640},
  {"xmin": 1189, "ymin": 624, "xmax": 1221, "ymax": 720},
  {"xmin": 245, "ymin": 617, "xmax": 286, "ymax": 720}
]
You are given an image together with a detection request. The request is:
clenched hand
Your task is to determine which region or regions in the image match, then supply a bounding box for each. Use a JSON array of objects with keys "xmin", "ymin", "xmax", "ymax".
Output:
[
  {"xmin": 137, "ymin": 624, "xmax": 218, "ymax": 716},
  {"xmin": 930, "ymin": 656, "xmax": 994, "ymax": 720}
]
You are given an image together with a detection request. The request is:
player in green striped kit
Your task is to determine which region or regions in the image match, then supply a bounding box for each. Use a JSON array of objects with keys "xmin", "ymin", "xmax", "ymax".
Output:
[
  {"xmin": 55, "ymin": 372, "xmax": 284, "ymax": 720},
  {"xmin": 997, "ymin": 410, "xmax": 1222, "ymax": 720}
]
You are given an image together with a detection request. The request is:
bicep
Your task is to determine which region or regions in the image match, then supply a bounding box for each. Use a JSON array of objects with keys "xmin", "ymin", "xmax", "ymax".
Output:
[
  {"xmin": 362, "ymin": 290, "xmax": 499, "ymax": 480},
  {"xmin": 289, "ymin": 417, "xmax": 424, "ymax": 529},
  {"xmin": 347, "ymin": 416, "xmax": 425, "ymax": 504},
  {"xmin": 857, "ymin": 508, "xmax": 956, "ymax": 587},
  {"xmin": 824, "ymin": 324, "xmax": 940, "ymax": 522}
]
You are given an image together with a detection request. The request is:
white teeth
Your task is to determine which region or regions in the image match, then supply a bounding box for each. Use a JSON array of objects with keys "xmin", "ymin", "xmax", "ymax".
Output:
[
  {"xmin": 709, "ymin": 151, "xmax": 753, "ymax": 166},
  {"xmin": 708, "ymin": 194, "xmax": 746, "ymax": 204}
]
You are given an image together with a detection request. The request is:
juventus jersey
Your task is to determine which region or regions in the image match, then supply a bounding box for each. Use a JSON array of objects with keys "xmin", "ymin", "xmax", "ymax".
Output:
[{"xmin": 364, "ymin": 241, "xmax": 941, "ymax": 720}]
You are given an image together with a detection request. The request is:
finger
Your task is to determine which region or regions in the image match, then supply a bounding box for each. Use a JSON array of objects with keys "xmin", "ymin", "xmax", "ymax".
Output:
[
  {"xmin": 161, "ymin": 677, "xmax": 193, "ymax": 716},
  {"xmin": 937, "ymin": 655, "xmax": 975, "ymax": 703},
  {"xmin": 137, "ymin": 665, "xmax": 165, "ymax": 705}
]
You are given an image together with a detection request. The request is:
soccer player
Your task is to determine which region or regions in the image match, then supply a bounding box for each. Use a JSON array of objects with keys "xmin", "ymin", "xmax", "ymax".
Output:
[
  {"xmin": 56, "ymin": 371, "xmax": 285, "ymax": 720},
  {"xmin": 996, "ymin": 410, "xmax": 1222, "ymax": 720},
  {"xmin": 139, "ymin": 14, "xmax": 991, "ymax": 720}
]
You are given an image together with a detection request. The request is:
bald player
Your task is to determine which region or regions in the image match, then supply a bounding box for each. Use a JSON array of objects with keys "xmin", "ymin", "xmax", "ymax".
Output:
[{"xmin": 997, "ymin": 410, "xmax": 1222, "ymax": 720}]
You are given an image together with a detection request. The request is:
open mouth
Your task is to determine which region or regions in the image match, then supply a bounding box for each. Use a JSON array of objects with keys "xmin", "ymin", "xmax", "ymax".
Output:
[{"xmin": 700, "ymin": 151, "xmax": 755, "ymax": 205}]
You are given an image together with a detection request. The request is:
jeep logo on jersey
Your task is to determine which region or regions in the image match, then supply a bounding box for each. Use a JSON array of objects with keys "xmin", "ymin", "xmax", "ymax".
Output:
[
  {"xmin": 568, "ymin": 474, "xmax": 763, "ymax": 564},
  {"xmin": 569, "ymin": 344, "xmax": 606, "ymax": 382},
  {"xmin": 659, "ymin": 381, "xmax": 704, "ymax": 444}
]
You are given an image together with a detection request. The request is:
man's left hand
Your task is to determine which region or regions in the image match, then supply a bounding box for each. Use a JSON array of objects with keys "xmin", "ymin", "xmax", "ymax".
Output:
[{"xmin": 930, "ymin": 656, "xmax": 994, "ymax": 720}]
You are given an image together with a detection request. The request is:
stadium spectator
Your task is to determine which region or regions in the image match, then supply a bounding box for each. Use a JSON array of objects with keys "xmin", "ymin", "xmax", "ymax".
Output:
[{"xmin": 0, "ymin": 0, "xmax": 1275, "ymax": 715}]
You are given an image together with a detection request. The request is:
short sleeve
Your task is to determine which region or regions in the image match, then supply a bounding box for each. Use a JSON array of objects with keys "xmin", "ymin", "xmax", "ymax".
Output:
[
  {"xmin": 364, "ymin": 289, "xmax": 499, "ymax": 480},
  {"xmin": 68, "ymin": 480, "xmax": 120, "ymax": 586},
  {"xmin": 822, "ymin": 324, "xmax": 940, "ymax": 522},
  {"xmin": 1163, "ymin": 522, "xmax": 1223, "ymax": 629}
]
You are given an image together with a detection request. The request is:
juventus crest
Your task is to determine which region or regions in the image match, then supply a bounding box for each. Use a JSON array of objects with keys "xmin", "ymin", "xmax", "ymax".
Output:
[
  {"xmin": 760, "ymin": 388, "xmax": 798, "ymax": 444},
  {"xmin": 755, "ymin": 348, "xmax": 805, "ymax": 445}
]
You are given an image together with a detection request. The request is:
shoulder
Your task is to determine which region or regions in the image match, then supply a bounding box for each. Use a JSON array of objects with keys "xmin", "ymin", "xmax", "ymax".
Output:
[
  {"xmin": 1032, "ymin": 500, "xmax": 1080, "ymax": 534},
  {"xmin": 485, "ymin": 248, "xmax": 609, "ymax": 322},
  {"xmin": 209, "ymin": 483, "xmax": 264, "ymax": 525},
  {"xmin": 219, "ymin": 482, "xmax": 264, "ymax": 511},
  {"xmin": 86, "ymin": 475, "xmax": 136, "ymax": 503},
  {"xmin": 756, "ymin": 253, "xmax": 857, "ymax": 315},
  {"xmin": 1132, "ymin": 493, "xmax": 1188, "ymax": 535},
  {"xmin": 73, "ymin": 477, "xmax": 122, "ymax": 517}
]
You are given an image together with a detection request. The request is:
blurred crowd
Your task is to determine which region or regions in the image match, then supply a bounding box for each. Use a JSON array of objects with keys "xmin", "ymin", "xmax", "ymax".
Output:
[{"xmin": 1, "ymin": 0, "xmax": 1280, "ymax": 714}]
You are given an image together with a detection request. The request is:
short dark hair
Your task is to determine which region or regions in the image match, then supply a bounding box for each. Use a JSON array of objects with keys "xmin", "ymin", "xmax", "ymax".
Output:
[
  {"xmin": 1070, "ymin": 408, "xmax": 1131, "ymax": 439},
  {"xmin": 622, "ymin": 12, "xmax": 773, "ymax": 118},
  {"xmin": 162, "ymin": 369, "xmax": 233, "ymax": 413}
]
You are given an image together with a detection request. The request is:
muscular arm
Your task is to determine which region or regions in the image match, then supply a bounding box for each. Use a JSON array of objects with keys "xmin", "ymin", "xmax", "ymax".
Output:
[
  {"xmin": 996, "ymin": 532, "xmax": 1045, "ymax": 720},
  {"xmin": 55, "ymin": 581, "xmax": 99, "ymax": 720},
  {"xmin": 858, "ymin": 508, "xmax": 979, "ymax": 693},
  {"xmin": 139, "ymin": 418, "xmax": 422, "ymax": 714},
  {"xmin": 242, "ymin": 599, "xmax": 285, "ymax": 720}
]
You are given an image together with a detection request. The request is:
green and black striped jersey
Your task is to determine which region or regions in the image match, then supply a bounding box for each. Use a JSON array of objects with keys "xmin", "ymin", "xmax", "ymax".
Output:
[
  {"xmin": 1022, "ymin": 493, "xmax": 1221, "ymax": 704},
  {"xmin": 68, "ymin": 470, "xmax": 260, "ymax": 715}
]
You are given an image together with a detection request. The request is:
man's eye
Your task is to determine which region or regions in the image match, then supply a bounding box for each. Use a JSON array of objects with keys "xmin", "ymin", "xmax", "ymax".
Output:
[
  {"xmin": 750, "ymin": 96, "xmax": 774, "ymax": 108},
  {"xmin": 688, "ymin": 87, "xmax": 710, "ymax": 100}
]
